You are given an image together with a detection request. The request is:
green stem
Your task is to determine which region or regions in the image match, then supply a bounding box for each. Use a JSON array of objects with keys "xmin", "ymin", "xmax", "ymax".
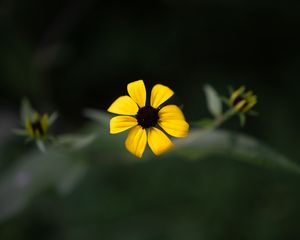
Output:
[{"xmin": 208, "ymin": 109, "xmax": 236, "ymax": 131}]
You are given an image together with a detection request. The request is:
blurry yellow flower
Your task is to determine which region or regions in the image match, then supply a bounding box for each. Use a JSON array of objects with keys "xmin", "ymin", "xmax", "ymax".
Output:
[
  {"xmin": 25, "ymin": 112, "xmax": 49, "ymax": 139},
  {"xmin": 108, "ymin": 80, "xmax": 189, "ymax": 158},
  {"xmin": 229, "ymin": 86, "xmax": 257, "ymax": 113}
]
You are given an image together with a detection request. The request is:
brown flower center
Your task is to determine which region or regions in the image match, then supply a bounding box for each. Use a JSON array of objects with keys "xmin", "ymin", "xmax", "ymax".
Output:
[
  {"xmin": 31, "ymin": 120, "xmax": 44, "ymax": 136},
  {"xmin": 233, "ymin": 96, "xmax": 248, "ymax": 111},
  {"xmin": 136, "ymin": 106, "xmax": 159, "ymax": 129}
]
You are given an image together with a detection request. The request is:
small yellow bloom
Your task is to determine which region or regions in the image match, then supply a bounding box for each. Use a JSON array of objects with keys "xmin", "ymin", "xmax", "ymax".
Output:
[
  {"xmin": 229, "ymin": 86, "xmax": 257, "ymax": 113},
  {"xmin": 25, "ymin": 112, "xmax": 49, "ymax": 139},
  {"xmin": 108, "ymin": 80, "xmax": 189, "ymax": 158}
]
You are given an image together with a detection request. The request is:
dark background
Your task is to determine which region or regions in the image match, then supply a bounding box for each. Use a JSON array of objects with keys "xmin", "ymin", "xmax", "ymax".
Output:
[{"xmin": 0, "ymin": 0, "xmax": 300, "ymax": 239}]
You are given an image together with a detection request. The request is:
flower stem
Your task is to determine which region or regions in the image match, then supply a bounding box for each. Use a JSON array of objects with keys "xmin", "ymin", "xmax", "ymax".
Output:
[{"xmin": 208, "ymin": 109, "xmax": 236, "ymax": 131}]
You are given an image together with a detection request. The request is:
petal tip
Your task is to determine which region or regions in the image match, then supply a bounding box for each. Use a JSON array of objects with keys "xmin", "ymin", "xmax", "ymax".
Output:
[
  {"xmin": 125, "ymin": 126, "xmax": 147, "ymax": 158},
  {"xmin": 127, "ymin": 80, "xmax": 146, "ymax": 108},
  {"xmin": 107, "ymin": 96, "xmax": 139, "ymax": 115},
  {"xmin": 148, "ymin": 127, "xmax": 174, "ymax": 156},
  {"xmin": 151, "ymin": 84, "xmax": 175, "ymax": 108}
]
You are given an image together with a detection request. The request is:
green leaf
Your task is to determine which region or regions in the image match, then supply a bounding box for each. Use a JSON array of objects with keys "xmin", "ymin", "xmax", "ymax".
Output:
[
  {"xmin": 170, "ymin": 129, "xmax": 300, "ymax": 175},
  {"xmin": 203, "ymin": 85, "xmax": 222, "ymax": 117}
]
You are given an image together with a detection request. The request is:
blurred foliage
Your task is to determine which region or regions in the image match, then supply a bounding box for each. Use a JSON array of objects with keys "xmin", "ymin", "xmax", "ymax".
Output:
[
  {"xmin": 203, "ymin": 85, "xmax": 223, "ymax": 118},
  {"xmin": 1, "ymin": 112, "xmax": 300, "ymax": 239},
  {"xmin": 1, "ymin": 0, "xmax": 300, "ymax": 239}
]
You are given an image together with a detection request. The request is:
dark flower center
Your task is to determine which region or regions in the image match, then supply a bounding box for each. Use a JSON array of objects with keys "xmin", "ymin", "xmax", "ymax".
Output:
[
  {"xmin": 31, "ymin": 120, "xmax": 44, "ymax": 136},
  {"xmin": 136, "ymin": 106, "xmax": 159, "ymax": 129},
  {"xmin": 233, "ymin": 96, "xmax": 248, "ymax": 111}
]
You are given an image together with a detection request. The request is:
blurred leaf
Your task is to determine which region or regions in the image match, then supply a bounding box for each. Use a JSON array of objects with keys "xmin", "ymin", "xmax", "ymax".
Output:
[
  {"xmin": 0, "ymin": 150, "xmax": 82, "ymax": 222},
  {"xmin": 48, "ymin": 111, "xmax": 59, "ymax": 126},
  {"xmin": 83, "ymin": 109, "xmax": 111, "ymax": 126},
  {"xmin": 11, "ymin": 129, "xmax": 27, "ymax": 136},
  {"xmin": 171, "ymin": 129, "xmax": 300, "ymax": 175},
  {"xmin": 20, "ymin": 98, "xmax": 33, "ymax": 124},
  {"xmin": 36, "ymin": 140, "xmax": 46, "ymax": 153},
  {"xmin": 203, "ymin": 85, "xmax": 222, "ymax": 117},
  {"xmin": 56, "ymin": 134, "xmax": 97, "ymax": 150}
]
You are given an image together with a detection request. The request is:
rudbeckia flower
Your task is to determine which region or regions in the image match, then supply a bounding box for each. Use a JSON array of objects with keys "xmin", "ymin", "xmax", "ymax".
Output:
[
  {"xmin": 229, "ymin": 86, "xmax": 257, "ymax": 113},
  {"xmin": 25, "ymin": 112, "xmax": 49, "ymax": 139},
  {"xmin": 14, "ymin": 99, "xmax": 58, "ymax": 152},
  {"xmin": 107, "ymin": 80, "xmax": 189, "ymax": 158}
]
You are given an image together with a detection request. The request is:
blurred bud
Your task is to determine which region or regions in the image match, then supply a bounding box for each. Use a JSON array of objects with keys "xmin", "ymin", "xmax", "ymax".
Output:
[
  {"xmin": 229, "ymin": 86, "xmax": 257, "ymax": 113},
  {"xmin": 14, "ymin": 98, "xmax": 58, "ymax": 152},
  {"xmin": 25, "ymin": 112, "xmax": 49, "ymax": 139}
]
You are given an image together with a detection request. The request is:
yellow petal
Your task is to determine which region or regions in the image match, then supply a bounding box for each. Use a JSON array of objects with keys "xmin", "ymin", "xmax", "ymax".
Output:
[
  {"xmin": 32, "ymin": 112, "xmax": 40, "ymax": 122},
  {"xmin": 148, "ymin": 127, "xmax": 173, "ymax": 156},
  {"xmin": 41, "ymin": 114, "xmax": 49, "ymax": 135},
  {"xmin": 108, "ymin": 96, "xmax": 139, "ymax": 115},
  {"xmin": 158, "ymin": 105, "xmax": 185, "ymax": 121},
  {"xmin": 127, "ymin": 80, "xmax": 146, "ymax": 108},
  {"xmin": 230, "ymin": 86, "xmax": 245, "ymax": 104},
  {"xmin": 242, "ymin": 102, "xmax": 256, "ymax": 113},
  {"xmin": 242, "ymin": 98, "xmax": 257, "ymax": 113},
  {"xmin": 234, "ymin": 99, "xmax": 247, "ymax": 112},
  {"xmin": 159, "ymin": 119, "xmax": 189, "ymax": 138},
  {"xmin": 110, "ymin": 116, "xmax": 138, "ymax": 134},
  {"xmin": 150, "ymin": 84, "xmax": 174, "ymax": 108},
  {"xmin": 125, "ymin": 125, "xmax": 147, "ymax": 158},
  {"xmin": 246, "ymin": 95, "xmax": 257, "ymax": 103},
  {"xmin": 25, "ymin": 117, "xmax": 34, "ymax": 137}
]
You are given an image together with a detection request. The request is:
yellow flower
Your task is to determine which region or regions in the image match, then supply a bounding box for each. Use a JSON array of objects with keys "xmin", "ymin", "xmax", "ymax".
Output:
[
  {"xmin": 229, "ymin": 86, "xmax": 257, "ymax": 113},
  {"xmin": 25, "ymin": 112, "xmax": 49, "ymax": 139},
  {"xmin": 108, "ymin": 80, "xmax": 189, "ymax": 158}
]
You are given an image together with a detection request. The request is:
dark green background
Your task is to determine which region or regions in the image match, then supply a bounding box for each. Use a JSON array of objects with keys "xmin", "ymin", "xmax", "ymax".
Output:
[{"xmin": 0, "ymin": 0, "xmax": 300, "ymax": 239}]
